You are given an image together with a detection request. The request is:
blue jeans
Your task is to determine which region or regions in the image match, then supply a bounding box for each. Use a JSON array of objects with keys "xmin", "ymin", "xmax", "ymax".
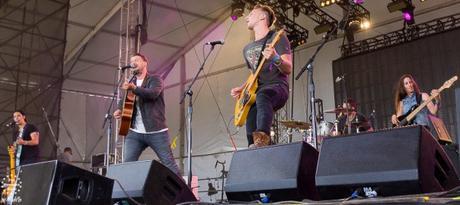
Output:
[
  {"xmin": 124, "ymin": 130, "xmax": 180, "ymax": 176},
  {"xmin": 246, "ymin": 84, "xmax": 288, "ymax": 146}
]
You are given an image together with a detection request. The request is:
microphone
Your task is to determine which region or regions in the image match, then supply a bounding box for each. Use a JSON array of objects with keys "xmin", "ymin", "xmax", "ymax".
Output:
[
  {"xmin": 5, "ymin": 121, "xmax": 15, "ymax": 128},
  {"xmin": 205, "ymin": 40, "xmax": 224, "ymax": 46},
  {"xmin": 118, "ymin": 63, "xmax": 137, "ymax": 71},
  {"xmin": 335, "ymin": 75, "xmax": 345, "ymax": 83}
]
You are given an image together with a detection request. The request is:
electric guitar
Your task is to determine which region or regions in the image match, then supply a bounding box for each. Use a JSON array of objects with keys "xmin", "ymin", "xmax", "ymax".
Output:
[
  {"xmin": 234, "ymin": 29, "xmax": 285, "ymax": 126},
  {"xmin": 1, "ymin": 143, "xmax": 22, "ymax": 204},
  {"xmin": 395, "ymin": 75, "xmax": 457, "ymax": 126}
]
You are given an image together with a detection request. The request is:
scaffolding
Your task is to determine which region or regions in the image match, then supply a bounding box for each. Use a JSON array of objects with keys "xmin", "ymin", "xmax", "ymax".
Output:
[
  {"xmin": 0, "ymin": 0, "xmax": 69, "ymax": 169},
  {"xmin": 114, "ymin": 0, "xmax": 142, "ymax": 164},
  {"xmin": 341, "ymin": 13, "xmax": 460, "ymax": 58}
]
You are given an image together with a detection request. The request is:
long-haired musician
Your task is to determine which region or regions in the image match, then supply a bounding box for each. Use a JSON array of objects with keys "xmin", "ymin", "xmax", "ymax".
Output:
[
  {"xmin": 391, "ymin": 74, "xmax": 440, "ymax": 126},
  {"xmin": 230, "ymin": 4, "xmax": 292, "ymax": 148}
]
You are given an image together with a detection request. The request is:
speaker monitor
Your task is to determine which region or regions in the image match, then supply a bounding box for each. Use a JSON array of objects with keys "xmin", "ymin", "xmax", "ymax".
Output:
[
  {"xmin": 106, "ymin": 160, "xmax": 196, "ymax": 205},
  {"xmin": 16, "ymin": 160, "xmax": 114, "ymax": 205},
  {"xmin": 316, "ymin": 126, "xmax": 460, "ymax": 199},
  {"xmin": 225, "ymin": 142, "xmax": 319, "ymax": 202}
]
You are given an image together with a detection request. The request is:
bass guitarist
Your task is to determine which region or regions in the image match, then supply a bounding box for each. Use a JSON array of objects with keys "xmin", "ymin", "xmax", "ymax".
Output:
[
  {"xmin": 391, "ymin": 74, "xmax": 440, "ymax": 127},
  {"xmin": 230, "ymin": 4, "xmax": 292, "ymax": 148},
  {"xmin": 113, "ymin": 53, "xmax": 180, "ymax": 176}
]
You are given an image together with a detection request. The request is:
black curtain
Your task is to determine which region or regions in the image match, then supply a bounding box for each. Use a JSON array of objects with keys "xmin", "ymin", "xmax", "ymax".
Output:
[{"xmin": 333, "ymin": 28, "xmax": 460, "ymax": 140}]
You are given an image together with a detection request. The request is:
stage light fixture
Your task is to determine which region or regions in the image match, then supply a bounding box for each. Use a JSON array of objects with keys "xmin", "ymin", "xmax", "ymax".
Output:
[
  {"xmin": 230, "ymin": 0, "xmax": 245, "ymax": 21},
  {"xmin": 354, "ymin": 0, "xmax": 365, "ymax": 4},
  {"xmin": 360, "ymin": 19, "xmax": 370, "ymax": 29},
  {"xmin": 387, "ymin": 0, "xmax": 411, "ymax": 13},
  {"xmin": 402, "ymin": 6, "xmax": 415, "ymax": 25},
  {"xmin": 314, "ymin": 23, "xmax": 334, "ymax": 34}
]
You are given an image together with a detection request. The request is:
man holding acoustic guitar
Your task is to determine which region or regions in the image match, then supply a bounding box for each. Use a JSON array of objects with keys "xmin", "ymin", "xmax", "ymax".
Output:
[
  {"xmin": 231, "ymin": 4, "xmax": 292, "ymax": 148},
  {"xmin": 113, "ymin": 53, "xmax": 180, "ymax": 176}
]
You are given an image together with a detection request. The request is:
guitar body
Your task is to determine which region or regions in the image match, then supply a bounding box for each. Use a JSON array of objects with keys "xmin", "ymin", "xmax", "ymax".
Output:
[
  {"xmin": 234, "ymin": 75, "xmax": 258, "ymax": 127},
  {"xmin": 233, "ymin": 29, "xmax": 285, "ymax": 127},
  {"xmin": 119, "ymin": 91, "xmax": 135, "ymax": 136},
  {"xmin": 1, "ymin": 145, "xmax": 17, "ymax": 204},
  {"xmin": 395, "ymin": 105, "xmax": 417, "ymax": 127}
]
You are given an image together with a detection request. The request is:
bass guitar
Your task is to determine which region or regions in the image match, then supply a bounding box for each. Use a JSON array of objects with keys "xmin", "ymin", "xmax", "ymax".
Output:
[
  {"xmin": 395, "ymin": 75, "xmax": 457, "ymax": 126},
  {"xmin": 234, "ymin": 29, "xmax": 285, "ymax": 126}
]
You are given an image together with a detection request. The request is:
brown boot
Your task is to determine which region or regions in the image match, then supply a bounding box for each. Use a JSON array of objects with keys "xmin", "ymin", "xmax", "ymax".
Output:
[{"xmin": 252, "ymin": 131, "xmax": 271, "ymax": 147}]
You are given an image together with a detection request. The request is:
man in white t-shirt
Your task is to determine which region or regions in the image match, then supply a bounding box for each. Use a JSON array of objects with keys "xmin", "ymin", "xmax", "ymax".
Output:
[{"xmin": 114, "ymin": 53, "xmax": 180, "ymax": 176}]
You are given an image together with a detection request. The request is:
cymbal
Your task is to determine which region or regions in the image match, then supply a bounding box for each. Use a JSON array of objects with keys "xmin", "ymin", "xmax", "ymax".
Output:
[
  {"xmin": 280, "ymin": 120, "xmax": 311, "ymax": 129},
  {"xmin": 324, "ymin": 107, "xmax": 355, "ymax": 113}
]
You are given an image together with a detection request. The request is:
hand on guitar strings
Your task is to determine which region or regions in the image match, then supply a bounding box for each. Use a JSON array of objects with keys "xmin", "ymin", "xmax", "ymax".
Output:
[
  {"xmin": 231, "ymin": 85, "xmax": 244, "ymax": 99},
  {"xmin": 261, "ymin": 46, "xmax": 278, "ymax": 61},
  {"xmin": 391, "ymin": 114, "xmax": 399, "ymax": 125},
  {"xmin": 121, "ymin": 82, "xmax": 136, "ymax": 91},
  {"xmin": 430, "ymin": 89, "xmax": 441, "ymax": 103},
  {"xmin": 113, "ymin": 109, "xmax": 121, "ymax": 119}
]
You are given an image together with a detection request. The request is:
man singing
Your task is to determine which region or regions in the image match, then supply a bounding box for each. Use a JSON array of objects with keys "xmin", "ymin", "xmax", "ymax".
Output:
[{"xmin": 114, "ymin": 53, "xmax": 180, "ymax": 176}]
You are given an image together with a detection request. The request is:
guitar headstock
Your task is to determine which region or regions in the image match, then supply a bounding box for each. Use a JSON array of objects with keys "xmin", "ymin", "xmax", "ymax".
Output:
[{"xmin": 441, "ymin": 75, "xmax": 458, "ymax": 89}]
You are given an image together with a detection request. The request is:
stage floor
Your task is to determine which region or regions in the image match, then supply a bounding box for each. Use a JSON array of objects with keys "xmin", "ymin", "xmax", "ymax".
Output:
[{"xmin": 197, "ymin": 188, "xmax": 460, "ymax": 205}]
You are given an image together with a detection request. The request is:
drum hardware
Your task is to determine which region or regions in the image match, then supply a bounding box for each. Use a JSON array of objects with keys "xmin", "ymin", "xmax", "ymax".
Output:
[
  {"xmin": 280, "ymin": 120, "xmax": 311, "ymax": 130},
  {"xmin": 324, "ymin": 107, "xmax": 356, "ymax": 114}
]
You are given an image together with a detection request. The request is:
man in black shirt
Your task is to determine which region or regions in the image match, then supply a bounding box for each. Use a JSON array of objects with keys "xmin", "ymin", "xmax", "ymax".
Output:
[
  {"xmin": 12, "ymin": 110, "xmax": 40, "ymax": 166},
  {"xmin": 231, "ymin": 4, "xmax": 292, "ymax": 148}
]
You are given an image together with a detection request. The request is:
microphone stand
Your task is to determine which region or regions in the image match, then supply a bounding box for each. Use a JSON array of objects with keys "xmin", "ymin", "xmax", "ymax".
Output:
[
  {"xmin": 180, "ymin": 44, "xmax": 217, "ymax": 187},
  {"xmin": 41, "ymin": 107, "xmax": 61, "ymax": 156},
  {"xmin": 101, "ymin": 71, "xmax": 133, "ymax": 167},
  {"xmin": 295, "ymin": 7, "xmax": 350, "ymax": 149}
]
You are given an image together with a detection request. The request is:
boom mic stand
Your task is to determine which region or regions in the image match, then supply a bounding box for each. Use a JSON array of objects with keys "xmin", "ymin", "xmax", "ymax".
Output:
[
  {"xmin": 102, "ymin": 70, "xmax": 137, "ymax": 167},
  {"xmin": 180, "ymin": 44, "xmax": 218, "ymax": 187},
  {"xmin": 295, "ymin": 5, "xmax": 351, "ymax": 149}
]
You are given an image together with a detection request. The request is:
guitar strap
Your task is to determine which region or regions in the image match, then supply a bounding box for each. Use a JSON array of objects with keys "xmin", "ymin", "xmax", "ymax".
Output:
[
  {"xmin": 254, "ymin": 30, "xmax": 275, "ymax": 73},
  {"xmin": 416, "ymin": 93, "xmax": 422, "ymax": 105}
]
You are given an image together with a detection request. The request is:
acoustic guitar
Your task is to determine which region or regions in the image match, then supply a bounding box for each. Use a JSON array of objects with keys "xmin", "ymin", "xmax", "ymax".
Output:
[
  {"xmin": 395, "ymin": 75, "xmax": 457, "ymax": 126},
  {"xmin": 234, "ymin": 29, "xmax": 285, "ymax": 126},
  {"xmin": 119, "ymin": 75, "xmax": 137, "ymax": 136}
]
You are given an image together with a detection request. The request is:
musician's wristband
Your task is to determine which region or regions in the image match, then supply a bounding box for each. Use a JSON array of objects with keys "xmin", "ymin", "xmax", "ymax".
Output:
[{"xmin": 272, "ymin": 54, "xmax": 282, "ymax": 66}]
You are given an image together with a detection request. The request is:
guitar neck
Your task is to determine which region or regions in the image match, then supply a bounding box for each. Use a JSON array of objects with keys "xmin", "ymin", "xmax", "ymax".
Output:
[{"xmin": 406, "ymin": 88, "xmax": 444, "ymax": 121}]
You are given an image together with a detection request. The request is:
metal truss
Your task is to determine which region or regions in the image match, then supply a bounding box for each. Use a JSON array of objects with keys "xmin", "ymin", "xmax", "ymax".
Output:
[
  {"xmin": 0, "ymin": 0, "xmax": 68, "ymax": 173},
  {"xmin": 341, "ymin": 13, "xmax": 460, "ymax": 58},
  {"xmin": 290, "ymin": 0, "xmax": 338, "ymax": 33}
]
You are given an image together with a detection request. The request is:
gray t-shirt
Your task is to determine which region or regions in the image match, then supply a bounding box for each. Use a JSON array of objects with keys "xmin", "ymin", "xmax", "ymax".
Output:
[{"xmin": 243, "ymin": 31, "xmax": 291, "ymax": 88}]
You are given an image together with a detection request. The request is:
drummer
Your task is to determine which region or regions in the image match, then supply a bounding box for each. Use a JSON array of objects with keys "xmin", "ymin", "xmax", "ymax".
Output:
[{"xmin": 334, "ymin": 98, "xmax": 372, "ymax": 135}]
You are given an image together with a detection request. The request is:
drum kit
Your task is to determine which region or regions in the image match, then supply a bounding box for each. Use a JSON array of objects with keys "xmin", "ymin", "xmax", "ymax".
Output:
[{"xmin": 279, "ymin": 107, "xmax": 367, "ymax": 147}]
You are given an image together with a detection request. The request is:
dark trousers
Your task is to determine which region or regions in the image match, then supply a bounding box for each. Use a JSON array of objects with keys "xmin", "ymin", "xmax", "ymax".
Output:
[{"xmin": 245, "ymin": 84, "xmax": 288, "ymax": 146}]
